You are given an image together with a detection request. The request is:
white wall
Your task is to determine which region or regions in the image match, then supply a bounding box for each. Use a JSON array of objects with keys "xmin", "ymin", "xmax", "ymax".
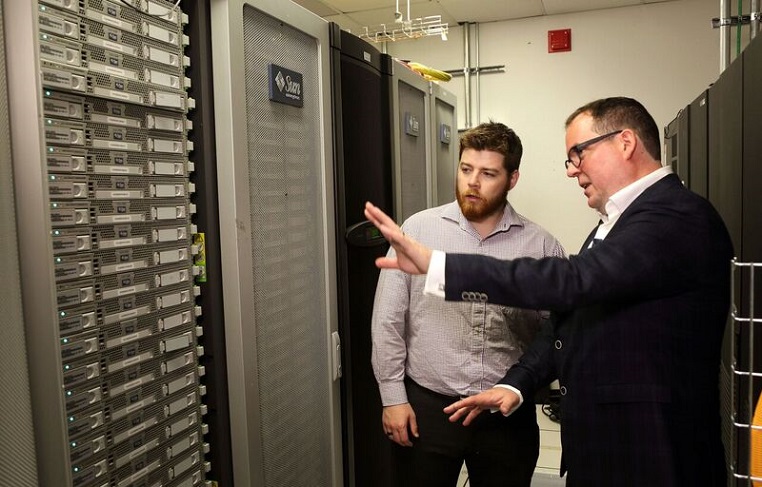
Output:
[{"xmin": 385, "ymin": 0, "xmax": 722, "ymax": 251}]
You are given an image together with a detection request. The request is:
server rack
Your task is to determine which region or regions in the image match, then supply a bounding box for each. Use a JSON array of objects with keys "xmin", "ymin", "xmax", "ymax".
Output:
[
  {"xmin": 664, "ymin": 105, "xmax": 689, "ymax": 186},
  {"xmin": 391, "ymin": 60, "xmax": 432, "ymax": 222},
  {"xmin": 740, "ymin": 30, "xmax": 762, "ymax": 279},
  {"xmin": 731, "ymin": 33, "xmax": 762, "ymax": 486},
  {"xmin": 670, "ymin": 31, "xmax": 762, "ymax": 486},
  {"xmin": 6, "ymin": 0, "xmax": 210, "ymax": 485},
  {"xmin": 0, "ymin": 0, "xmax": 39, "ymax": 484},
  {"xmin": 430, "ymin": 82, "xmax": 458, "ymax": 206},
  {"xmin": 708, "ymin": 57, "xmax": 743, "ymax": 484},
  {"xmin": 210, "ymin": 1, "xmax": 343, "ymax": 485},
  {"xmin": 689, "ymin": 91, "xmax": 709, "ymax": 198},
  {"xmin": 329, "ymin": 24, "xmax": 396, "ymax": 487},
  {"xmin": 708, "ymin": 56, "xmax": 743, "ymax": 255},
  {"xmin": 183, "ymin": 0, "xmax": 233, "ymax": 484},
  {"xmin": 707, "ymin": 59, "xmax": 747, "ymax": 487}
]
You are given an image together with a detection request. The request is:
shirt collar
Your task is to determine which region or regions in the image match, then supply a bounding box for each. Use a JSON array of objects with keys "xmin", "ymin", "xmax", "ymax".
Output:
[
  {"xmin": 600, "ymin": 165, "xmax": 672, "ymax": 223},
  {"xmin": 442, "ymin": 200, "xmax": 523, "ymax": 236}
]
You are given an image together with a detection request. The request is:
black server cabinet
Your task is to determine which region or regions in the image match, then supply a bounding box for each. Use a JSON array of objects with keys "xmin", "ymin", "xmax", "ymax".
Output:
[
  {"xmin": 737, "ymin": 35, "xmax": 762, "ymax": 486},
  {"xmin": 669, "ymin": 34, "xmax": 762, "ymax": 486},
  {"xmin": 664, "ymin": 105, "xmax": 689, "ymax": 184},
  {"xmin": 742, "ymin": 30, "xmax": 762, "ymax": 270},
  {"xmin": 709, "ymin": 53, "xmax": 746, "ymax": 486},
  {"xmin": 689, "ymin": 92, "xmax": 710, "ymax": 198},
  {"xmin": 708, "ymin": 59, "xmax": 743, "ymax": 254},
  {"xmin": 329, "ymin": 24, "xmax": 396, "ymax": 487},
  {"xmin": 184, "ymin": 1, "xmax": 233, "ymax": 484}
]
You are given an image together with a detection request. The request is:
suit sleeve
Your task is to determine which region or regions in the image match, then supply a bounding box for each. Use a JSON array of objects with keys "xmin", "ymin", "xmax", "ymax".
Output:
[
  {"xmin": 498, "ymin": 313, "xmax": 556, "ymax": 394},
  {"xmin": 443, "ymin": 195, "xmax": 732, "ymax": 312}
]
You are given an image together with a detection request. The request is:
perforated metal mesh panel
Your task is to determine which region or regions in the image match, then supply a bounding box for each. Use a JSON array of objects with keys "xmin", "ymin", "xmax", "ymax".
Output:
[
  {"xmin": 242, "ymin": 7, "xmax": 331, "ymax": 486},
  {"xmin": 0, "ymin": 1, "xmax": 39, "ymax": 483},
  {"xmin": 433, "ymin": 97, "xmax": 456, "ymax": 205},
  {"xmin": 397, "ymin": 80, "xmax": 427, "ymax": 221}
]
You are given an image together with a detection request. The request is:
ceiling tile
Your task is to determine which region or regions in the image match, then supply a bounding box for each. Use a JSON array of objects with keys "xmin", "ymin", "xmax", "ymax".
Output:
[
  {"xmin": 325, "ymin": 0, "xmax": 430, "ymax": 14},
  {"xmin": 295, "ymin": 0, "xmax": 681, "ymax": 28},
  {"xmin": 342, "ymin": 3, "xmax": 458, "ymax": 29},
  {"xmin": 291, "ymin": 0, "xmax": 342, "ymax": 17},
  {"xmin": 438, "ymin": 0, "xmax": 546, "ymax": 23},
  {"xmin": 542, "ymin": 0, "xmax": 640, "ymax": 16}
]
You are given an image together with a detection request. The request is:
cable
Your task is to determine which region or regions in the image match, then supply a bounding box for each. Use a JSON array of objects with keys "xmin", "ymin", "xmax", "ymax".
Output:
[
  {"xmin": 541, "ymin": 389, "xmax": 562, "ymax": 423},
  {"xmin": 541, "ymin": 403, "xmax": 560, "ymax": 423}
]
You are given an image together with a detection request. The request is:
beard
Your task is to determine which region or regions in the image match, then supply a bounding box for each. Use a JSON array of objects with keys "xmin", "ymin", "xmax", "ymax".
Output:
[{"xmin": 456, "ymin": 185, "xmax": 509, "ymax": 222}]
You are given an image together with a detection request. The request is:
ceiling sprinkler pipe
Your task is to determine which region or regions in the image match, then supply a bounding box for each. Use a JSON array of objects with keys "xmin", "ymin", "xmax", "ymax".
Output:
[
  {"xmin": 752, "ymin": 0, "xmax": 759, "ymax": 39},
  {"xmin": 721, "ymin": 0, "xmax": 731, "ymax": 72},
  {"xmin": 463, "ymin": 22, "xmax": 471, "ymax": 128},
  {"xmin": 475, "ymin": 22, "xmax": 480, "ymax": 126}
]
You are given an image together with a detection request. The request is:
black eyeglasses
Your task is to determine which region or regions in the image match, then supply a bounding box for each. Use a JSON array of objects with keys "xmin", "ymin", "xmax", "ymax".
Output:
[{"xmin": 564, "ymin": 130, "xmax": 623, "ymax": 169}]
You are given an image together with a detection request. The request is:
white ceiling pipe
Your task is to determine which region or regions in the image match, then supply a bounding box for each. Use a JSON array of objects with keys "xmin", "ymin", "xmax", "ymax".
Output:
[
  {"xmin": 720, "ymin": 0, "xmax": 731, "ymax": 71},
  {"xmin": 752, "ymin": 0, "xmax": 759, "ymax": 39}
]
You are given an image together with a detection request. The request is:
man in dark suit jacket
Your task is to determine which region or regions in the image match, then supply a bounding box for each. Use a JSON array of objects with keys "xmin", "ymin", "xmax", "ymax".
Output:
[{"xmin": 364, "ymin": 97, "xmax": 734, "ymax": 486}]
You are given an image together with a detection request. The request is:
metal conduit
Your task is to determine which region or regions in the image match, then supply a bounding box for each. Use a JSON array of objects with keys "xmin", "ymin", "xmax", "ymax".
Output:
[
  {"xmin": 721, "ymin": 0, "xmax": 731, "ymax": 71},
  {"xmin": 463, "ymin": 22, "xmax": 471, "ymax": 128},
  {"xmin": 475, "ymin": 22, "xmax": 480, "ymax": 126}
]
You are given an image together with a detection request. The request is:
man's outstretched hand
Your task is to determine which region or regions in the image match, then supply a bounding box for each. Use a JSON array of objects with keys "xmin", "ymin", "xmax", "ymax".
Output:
[
  {"xmin": 364, "ymin": 202, "xmax": 433, "ymax": 275},
  {"xmin": 443, "ymin": 387, "xmax": 521, "ymax": 426}
]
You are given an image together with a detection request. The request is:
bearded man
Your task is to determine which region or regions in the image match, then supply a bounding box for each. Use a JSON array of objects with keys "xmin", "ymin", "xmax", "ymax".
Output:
[{"xmin": 371, "ymin": 121, "xmax": 566, "ymax": 487}]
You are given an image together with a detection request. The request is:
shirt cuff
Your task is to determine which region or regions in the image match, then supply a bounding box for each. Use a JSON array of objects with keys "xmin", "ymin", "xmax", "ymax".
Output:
[
  {"xmin": 423, "ymin": 250, "xmax": 446, "ymax": 298},
  {"xmin": 378, "ymin": 380, "xmax": 409, "ymax": 407},
  {"xmin": 491, "ymin": 384, "xmax": 524, "ymax": 416}
]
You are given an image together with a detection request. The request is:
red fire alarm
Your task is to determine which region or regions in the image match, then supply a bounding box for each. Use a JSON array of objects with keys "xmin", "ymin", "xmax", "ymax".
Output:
[{"xmin": 548, "ymin": 28, "xmax": 572, "ymax": 53}]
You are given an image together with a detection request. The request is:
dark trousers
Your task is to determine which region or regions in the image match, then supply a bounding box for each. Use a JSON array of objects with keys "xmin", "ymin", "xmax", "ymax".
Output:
[{"xmin": 393, "ymin": 378, "xmax": 539, "ymax": 487}]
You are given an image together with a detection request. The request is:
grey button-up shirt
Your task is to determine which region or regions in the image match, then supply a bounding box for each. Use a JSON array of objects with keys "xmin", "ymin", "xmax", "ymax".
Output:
[{"xmin": 371, "ymin": 201, "xmax": 566, "ymax": 405}]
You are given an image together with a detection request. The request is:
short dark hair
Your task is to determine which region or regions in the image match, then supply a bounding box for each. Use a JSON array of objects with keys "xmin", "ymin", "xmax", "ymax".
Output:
[
  {"xmin": 565, "ymin": 97, "xmax": 661, "ymax": 161},
  {"xmin": 459, "ymin": 121, "xmax": 523, "ymax": 173}
]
